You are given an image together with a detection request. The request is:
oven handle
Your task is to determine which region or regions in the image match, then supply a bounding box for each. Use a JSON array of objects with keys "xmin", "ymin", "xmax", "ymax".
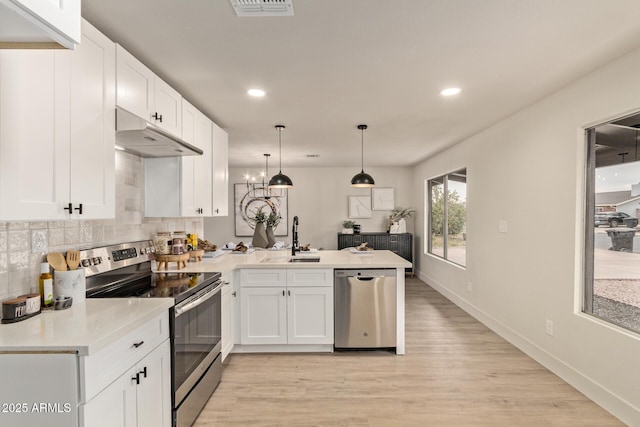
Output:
[{"xmin": 175, "ymin": 281, "xmax": 222, "ymax": 317}]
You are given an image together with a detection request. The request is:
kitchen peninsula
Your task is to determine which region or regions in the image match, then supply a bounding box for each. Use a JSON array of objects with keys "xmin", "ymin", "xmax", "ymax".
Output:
[{"xmin": 154, "ymin": 249, "xmax": 411, "ymax": 355}]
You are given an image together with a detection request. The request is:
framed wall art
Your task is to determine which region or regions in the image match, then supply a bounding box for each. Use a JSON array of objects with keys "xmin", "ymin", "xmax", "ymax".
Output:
[
  {"xmin": 234, "ymin": 184, "xmax": 288, "ymax": 237},
  {"xmin": 348, "ymin": 195, "xmax": 372, "ymax": 219},
  {"xmin": 372, "ymin": 187, "xmax": 395, "ymax": 210}
]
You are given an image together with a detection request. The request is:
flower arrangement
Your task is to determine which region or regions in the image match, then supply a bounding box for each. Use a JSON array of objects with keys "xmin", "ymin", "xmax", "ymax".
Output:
[
  {"xmin": 252, "ymin": 206, "xmax": 267, "ymax": 224},
  {"xmin": 390, "ymin": 207, "xmax": 415, "ymax": 221},
  {"xmin": 267, "ymin": 212, "xmax": 281, "ymax": 228}
]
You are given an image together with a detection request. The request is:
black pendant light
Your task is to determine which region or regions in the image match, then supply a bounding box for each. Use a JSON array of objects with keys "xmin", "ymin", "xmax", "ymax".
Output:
[
  {"xmin": 351, "ymin": 124, "xmax": 375, "ymax": 187},
  {"xmin": 268, "ymin": 125, "xmax": 293, "ymax": 189}
]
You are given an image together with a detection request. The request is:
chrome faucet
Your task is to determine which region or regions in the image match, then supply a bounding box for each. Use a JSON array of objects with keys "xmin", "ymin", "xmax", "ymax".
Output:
[{"xmin": 292, "ymin": 216, "xmax": 299, "ymax": 256}]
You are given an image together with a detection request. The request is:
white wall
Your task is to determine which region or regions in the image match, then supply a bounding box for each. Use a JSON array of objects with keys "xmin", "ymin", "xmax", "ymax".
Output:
[
  {"xmin": 204, "ymin": 167, "xmax": 413, "ymax": 250},
  {"xmin": 413, "ymin": 48, "xmax": 640, "ymax": 423}
]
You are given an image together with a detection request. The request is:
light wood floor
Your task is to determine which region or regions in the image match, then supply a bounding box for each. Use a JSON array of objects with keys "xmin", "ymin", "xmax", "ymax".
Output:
[{"xmin": 195, "ymin": 278, "xmax": 623, "ymax": 426}]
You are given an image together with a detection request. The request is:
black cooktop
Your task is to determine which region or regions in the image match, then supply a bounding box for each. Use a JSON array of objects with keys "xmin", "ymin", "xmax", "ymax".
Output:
[{"xmin": 86, "ymin": 262, "xmax": 220, "ymax": 304}]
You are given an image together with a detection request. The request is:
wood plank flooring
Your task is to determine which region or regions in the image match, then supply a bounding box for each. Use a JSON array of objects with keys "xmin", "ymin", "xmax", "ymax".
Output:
[{"xmin": 195, "ymin": 278, "xmax": 623, "ymax": 426}]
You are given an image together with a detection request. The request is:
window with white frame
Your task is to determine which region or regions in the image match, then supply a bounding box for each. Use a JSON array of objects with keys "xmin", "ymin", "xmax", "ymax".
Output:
[
  {"xmin": 584, "ymin": 112, "xmax": 640, "ymax": 335},
  {"xmin": 427, "ymin": 168, "xmax": 467, "ymax": 267}
]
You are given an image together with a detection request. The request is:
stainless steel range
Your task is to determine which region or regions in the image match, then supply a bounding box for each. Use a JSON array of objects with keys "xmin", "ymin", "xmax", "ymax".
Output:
[{"xmin": 82, "ymin": 241, "xmax": 222, "ymax": 427}]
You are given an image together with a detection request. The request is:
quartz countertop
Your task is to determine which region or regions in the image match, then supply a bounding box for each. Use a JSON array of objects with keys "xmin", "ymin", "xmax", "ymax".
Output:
[
  {"xmin": 0, "ymin": 298, "xmax": 173, "ymax": 356},
  {"xmin": 153, "ymin": 249, "xmax": 412, "ymax": 274}
]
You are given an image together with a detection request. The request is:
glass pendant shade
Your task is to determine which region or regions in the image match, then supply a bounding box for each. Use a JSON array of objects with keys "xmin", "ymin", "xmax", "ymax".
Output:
[
  {"xmin": 351, "ymin": 124, "xmax": 375, "ymax": 187},
  {"xmin": 269, "ymin": 124, "xmax": 293, "ymax": 189}
]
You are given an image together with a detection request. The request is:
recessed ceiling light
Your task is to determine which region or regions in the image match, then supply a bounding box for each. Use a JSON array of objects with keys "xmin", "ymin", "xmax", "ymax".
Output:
[
  {"xmin": 440, "ymin": 87, "xmax": 461, "ymax": 96},
  {"xmin": 306, "ymin": 154, "xmax": 319, "ymax": 158},
  {"xmin": 248, "ymin": 89, "xmax": 265, "ymax": 97}
]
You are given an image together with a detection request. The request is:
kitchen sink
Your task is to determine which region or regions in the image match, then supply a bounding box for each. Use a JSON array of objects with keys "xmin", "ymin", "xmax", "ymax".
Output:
[{"xmin": 289, "ymin": 257, "xmax": 321, "ymax": 263}]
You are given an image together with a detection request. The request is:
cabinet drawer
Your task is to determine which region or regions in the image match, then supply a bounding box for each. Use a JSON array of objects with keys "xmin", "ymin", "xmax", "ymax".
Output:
[
  {"xmin": 240, "ymin": 269, "xmax": 286, "ymax": 288},
  {"xmin": 80, "ymin": 311, "xmax": 169, "ymax": 403},
  {"xmin": 287, "ymin": 269, "xmax": 333, "ymax": 287}
]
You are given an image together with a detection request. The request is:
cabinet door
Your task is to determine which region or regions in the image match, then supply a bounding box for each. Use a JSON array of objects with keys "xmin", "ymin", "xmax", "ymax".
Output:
[
  {"xmin": 211, "ymin": 121, "xmax": 228, "ymax": 216},
  {"xmin": 240, "ymin": 287, "xmax": 287, "ymax": 345},
  {"xmin": 116, "ymin": 44, "xmax": 154, "ymax": 121},
  {"xmin": 221, "ymin": 276, "xmax": 234, "ymax": 361},
  {"xmin": 136, "ymin": 340, "xmax": 172, "ymax": 427},
  {"xmin": 180, "ymin": 100, "xmax": 198, "ymax": 215},
  {"xmin": 180, "ymin": 102, "xmax": 211, "ymax": 217},
  {"xmin": 287, "ymin": 286, "xmax": 334, "ymax": 345},
  {"xmin": 81, "ymin": 365, "xmax": 137, "ymax": 427},
  {"xmin": 193, "ymin": 111, "xmax": 212, "ymax": 215},
  {"xmin": 154, "ymin": 76, "xmax": 182, "ymax": 137},
  {"xmin": 68, "ymin": 19, "xmax": 115, "ymax": 219},
  {"xmin": 0, "ymin": 49, "xmax": 71, "ymax": 220}
]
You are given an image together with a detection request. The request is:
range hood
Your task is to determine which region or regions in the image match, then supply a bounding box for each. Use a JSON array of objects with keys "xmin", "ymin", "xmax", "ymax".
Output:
[{"xmin": 115, "ymin": 108, "xmax": 203, "ymax": 157}]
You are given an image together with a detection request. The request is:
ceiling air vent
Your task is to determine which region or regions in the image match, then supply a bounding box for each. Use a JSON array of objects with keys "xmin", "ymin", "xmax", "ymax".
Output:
[{"xmin": 229, "ymin": 0, "xmax": 294, "ymax": 17}]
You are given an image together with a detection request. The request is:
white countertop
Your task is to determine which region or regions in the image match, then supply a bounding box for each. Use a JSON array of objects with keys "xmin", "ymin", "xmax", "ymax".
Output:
[
  {"xmin": 0, "ymin": 298, "xmax": 173, "ymax": 356},
  {"xmin": 153, "ymin": 249, "xmax": 411, "ymax": 274}
]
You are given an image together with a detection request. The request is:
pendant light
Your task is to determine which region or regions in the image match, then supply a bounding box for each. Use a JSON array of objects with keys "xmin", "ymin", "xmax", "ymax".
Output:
[
  {"xmin": 268, "ymin": 125, "xmax": 293, "ymax": 188},
  {"xmin": 351, "ymin": 124, "xmax": 375, "ymax": 187}
]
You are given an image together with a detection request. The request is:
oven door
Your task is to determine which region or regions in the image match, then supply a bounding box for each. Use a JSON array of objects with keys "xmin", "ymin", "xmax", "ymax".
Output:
[{"xmin": 172, "ymin": 280, "xmax": 222, "ymax": 407}]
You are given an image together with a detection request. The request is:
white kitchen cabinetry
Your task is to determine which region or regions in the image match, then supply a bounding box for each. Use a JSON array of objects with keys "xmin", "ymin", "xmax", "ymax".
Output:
[
  {"xmin": 239, "ymin": 269, "xmax": 333, "ymax": 348},
  {"xmin": 0, "ymin": 19, "xmax": 114, "ymax": 220},
  {"xmin": 211, "ymin": 121, "xmax": 229, "ymax": 216},
  {"xmin": 81, "ymin": 340, "xmax": 171, "ymax": 427},
  {"xmin": 81, "ymin": 311, "xmax": 171, "ymax": 427},
  {"xmin": 144, "ymin": 100, "xmax": 213, "ymax": 217},
  {"xmin": 221, "ymin": 272, "xmax": 236, "ymax": 361},
  {"xmin": 116, "ymin": 44, "xmax": 182, "ymax": 137},
  {"xmin": 0, "ymin": 0, "xmax": 81, "ymax": 49}
]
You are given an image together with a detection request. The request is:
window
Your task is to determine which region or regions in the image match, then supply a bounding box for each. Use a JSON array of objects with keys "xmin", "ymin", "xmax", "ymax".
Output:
[
  {"xmin": 584, "ymin": 112, "xmax": 640, "ymax": 335},
  {"xmin": 427, "ymin": 168, "xmax": 467, "ymax": 267}
]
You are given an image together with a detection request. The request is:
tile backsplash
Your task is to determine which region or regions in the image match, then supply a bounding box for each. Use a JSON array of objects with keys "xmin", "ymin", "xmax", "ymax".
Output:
[{"xmin": 0, "ymin": 151, "xmax": 204, "ymax": 301}]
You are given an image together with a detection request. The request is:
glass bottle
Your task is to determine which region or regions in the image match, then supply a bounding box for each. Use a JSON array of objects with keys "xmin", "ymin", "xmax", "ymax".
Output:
[{"xmin": 38, "ymin": 262, "xmax": 53, "ymax": 308}]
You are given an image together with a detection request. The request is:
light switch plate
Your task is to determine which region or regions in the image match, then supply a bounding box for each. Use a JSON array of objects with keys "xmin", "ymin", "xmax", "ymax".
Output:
[
  {"xmin": 31, "ymin": 230, "xmax": 47, "ymax": 253},
  {"xmin": 499, "ymin": 220, "xmax": 508, "ymax": 233}
]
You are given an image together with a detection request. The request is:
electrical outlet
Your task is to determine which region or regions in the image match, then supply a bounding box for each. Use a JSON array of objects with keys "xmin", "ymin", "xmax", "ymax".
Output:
[
  {"xmin": 167, "ymin": 222, "xmax": 175, "ymax": 233},
  {"xmin": 31, "ymin": 230, "xmax": 47, "ymax": 253},
  {"xmin": 467, "ymin": 282, "xmax": 473, "ymax": 292},
  {"xmin": 545, "ymin": 319, "xmax": 554, "ymax": 336},
  {"xmin": 499, "ymin": 220, "xmax": 508, "ymax": 233}
]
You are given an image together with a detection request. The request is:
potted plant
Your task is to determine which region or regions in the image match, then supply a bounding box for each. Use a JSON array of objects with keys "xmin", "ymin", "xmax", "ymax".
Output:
[
  {"xmin": 388, "ymin": 207, "xmax": 415, "ymax": 233},
  {"xmin": 265, "ymin": 212, "xmax": 281, "ymax": 248},
  {"xmin": 251, "ymin": 207, "xmax": 269, "ymax": 248},
  {"xmin": 342, "ymin": 220, "xmax": 355, "ymax": 234}
]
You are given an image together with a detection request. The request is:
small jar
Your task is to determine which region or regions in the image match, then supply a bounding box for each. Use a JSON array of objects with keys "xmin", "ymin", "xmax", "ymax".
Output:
[
  {"xmin": 155, "ymin": 232, "xmax": 172, "ymax": 255},
  {"xmin": 172, "ymin": 231, "xmax": 187, "ymax": 255}
]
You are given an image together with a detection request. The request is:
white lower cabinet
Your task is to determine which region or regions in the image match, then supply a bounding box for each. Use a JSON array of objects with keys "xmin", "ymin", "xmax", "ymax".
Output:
[
  {"xmin": 81, "ymin": 340, "xmax": 171, "ymax": 427},
  {"xmin": 221, "ymin": 272, "xmax": 236, "ymax": 361},
  {"xmin": 239, "ymin": 269, "xmax": 333, "ymax": 347}
]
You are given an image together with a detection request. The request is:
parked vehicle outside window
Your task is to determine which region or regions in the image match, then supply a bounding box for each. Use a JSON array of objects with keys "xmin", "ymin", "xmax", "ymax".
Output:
[{"xmin": 594, "ymin": 211, "xmax": 631, "ymax": 227}]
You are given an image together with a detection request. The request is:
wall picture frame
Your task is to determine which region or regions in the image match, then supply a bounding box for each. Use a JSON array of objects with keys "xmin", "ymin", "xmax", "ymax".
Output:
[
  {"xmin": 348, "ymin": 195, "xmax": 372, "ymax": 218},
  {"xmin": 372, "ymin": 187, "xmax": 395, "ymax": 211}
]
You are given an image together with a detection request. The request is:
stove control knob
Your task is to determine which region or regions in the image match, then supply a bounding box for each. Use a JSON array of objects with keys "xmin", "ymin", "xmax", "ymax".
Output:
[{"xmin": 81, "ymin": 259, "xmax": 91, "ymax": 267}]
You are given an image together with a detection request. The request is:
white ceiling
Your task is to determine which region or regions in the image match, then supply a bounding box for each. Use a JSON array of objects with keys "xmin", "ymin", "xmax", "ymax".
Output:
[{"xmin": 81, "ymin": 0, "xmax": 640, "ymax": 168}]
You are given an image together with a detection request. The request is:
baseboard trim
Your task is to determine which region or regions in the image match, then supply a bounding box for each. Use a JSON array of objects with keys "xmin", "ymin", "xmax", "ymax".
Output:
[{"xmin": 417, "ymin": 269, "xmax": 640, "ymax": 426}]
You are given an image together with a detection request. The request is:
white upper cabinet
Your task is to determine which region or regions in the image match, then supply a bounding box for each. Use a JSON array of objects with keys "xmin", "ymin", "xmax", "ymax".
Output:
[
  {"xmin": 0, "ymin": 0, "xmax": 81, "ymax": 49},
  {"xmin": 116, "ymin": 44, "xmax": 182, "ymax": 137},
  {"xmin": 0, "ymin": 19, "xmax": 114, "ymax": 220},
  {"xmin": 145, "ymin": 99, "xmax": 212, "ymax": 217},
  {"xmin": 68, "ymin": 20, "xmax": 115, "ymax": 219},
  {"xmin": 211, "ymin": 121, "xmax": 229, "ymax": 216}
]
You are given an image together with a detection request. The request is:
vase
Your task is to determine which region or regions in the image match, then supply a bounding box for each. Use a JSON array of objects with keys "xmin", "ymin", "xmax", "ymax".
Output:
[
  {"xmin": 398, "ymin": 218, "xmax": 407, "ymax": 233},
  {"xmin": 266, "ymin": 225, "xmax": 276, "ymax": 248},
  {"xmin": 390, "ymin": 222, "xmax": 400, "ymax": 234},
  {"xmin": 252, "ymin": 222, "xmax": 268, "ymax": 248},
  {"xmin": 341, "ymin": 228, "xmax": 354, "ymax": 234}
]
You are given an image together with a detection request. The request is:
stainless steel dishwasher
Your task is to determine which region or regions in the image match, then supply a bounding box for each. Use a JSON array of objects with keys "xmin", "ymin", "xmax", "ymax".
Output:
[{"xmin": 334, "ymin": 269, "xmax": 397, "ymax": 349}]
